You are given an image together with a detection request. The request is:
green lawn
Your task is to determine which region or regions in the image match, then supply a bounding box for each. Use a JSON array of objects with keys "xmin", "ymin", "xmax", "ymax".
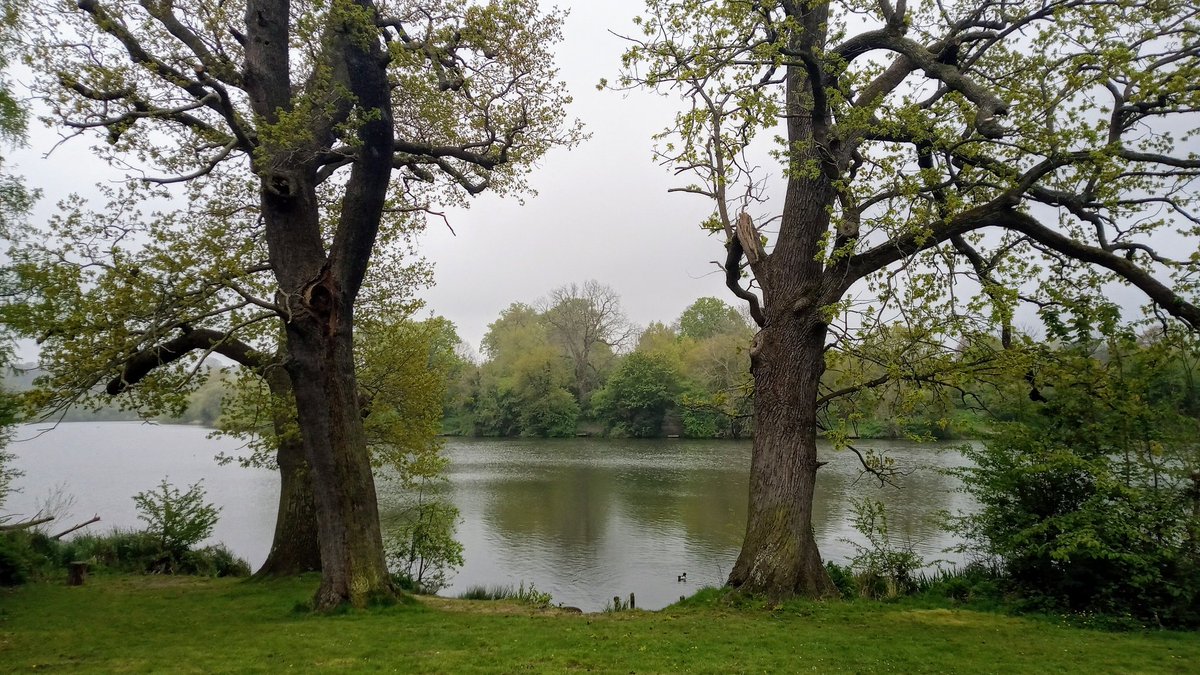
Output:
[{"xmin": 0, "ymin": 576, "xmax": 1195, "ymax": 673}]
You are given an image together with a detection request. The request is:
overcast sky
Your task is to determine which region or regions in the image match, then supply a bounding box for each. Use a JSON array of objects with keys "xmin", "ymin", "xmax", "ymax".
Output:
[
  {"xmin": 10, "ymin": 1, "xmax": 734, "ymax": 356},
  {"xmin": 417, "ymin": 1, "xmax": 736, "ymax": 352}
]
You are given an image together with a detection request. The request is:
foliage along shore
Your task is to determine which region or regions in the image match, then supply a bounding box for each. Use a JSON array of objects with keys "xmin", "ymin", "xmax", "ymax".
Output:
[{"xmin": 1, "ymin": 575, "xmax": 1198, "ymax": 673}]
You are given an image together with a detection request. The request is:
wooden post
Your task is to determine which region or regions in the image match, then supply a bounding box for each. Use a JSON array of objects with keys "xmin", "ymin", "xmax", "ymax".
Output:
[
  {"xmin": 67, "ymin": 561, "xmax": 90, "ymax": 586},
  {"xmin": 629, "ymin": 592, "xmax": 635, "ymax": 609}
]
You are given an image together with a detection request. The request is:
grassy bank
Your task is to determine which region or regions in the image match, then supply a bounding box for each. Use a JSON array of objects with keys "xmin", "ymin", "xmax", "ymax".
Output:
[{"xmin": 1, "ymin": 576, "xmax": 1196, "ymax": 673}]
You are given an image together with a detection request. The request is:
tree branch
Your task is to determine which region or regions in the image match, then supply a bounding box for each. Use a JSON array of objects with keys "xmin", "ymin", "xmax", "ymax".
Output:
[
  {"xmin": 106, "ymin": 328, "xmax": 273, "ymax": 395},
  {"xmin": 726, "ymin": 236, "xmax": 765, "ymax": 327}
]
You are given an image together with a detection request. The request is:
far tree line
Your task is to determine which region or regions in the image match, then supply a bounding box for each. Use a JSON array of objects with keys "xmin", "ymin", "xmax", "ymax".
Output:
[
  {"xmin": 446, "ymin": 282, "xmax": 994, "ymax": 441},
  {"xmin": 9, "ymin": 281, "xmax": 979, "ymax": 441},
  {"xmin": 32, "ymin": 279, "xmax": 1200, "ymax": 455}
]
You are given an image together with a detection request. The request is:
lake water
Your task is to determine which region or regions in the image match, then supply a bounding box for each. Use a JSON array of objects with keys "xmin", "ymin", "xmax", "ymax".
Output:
[{"xmin": 5, "ymin": 422, "xmax": 975, "ymax": 611}]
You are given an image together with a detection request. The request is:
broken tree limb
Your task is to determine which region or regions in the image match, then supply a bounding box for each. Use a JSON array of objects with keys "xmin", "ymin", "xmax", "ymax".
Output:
[
  {"xmin": 735, "ymin": 212, "xmax": 766, "ymax": 264},
  {"xmin": 52, "ymin": 515, "xmax": 101, "ymax": 540},
  {"xmin": 0, "ymin": 515, "xmax": 55, "ymax": 532}
]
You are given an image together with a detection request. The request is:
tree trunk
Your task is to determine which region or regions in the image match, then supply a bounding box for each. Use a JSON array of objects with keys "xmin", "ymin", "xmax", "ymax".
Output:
[
  {"xmin": 254, "ymin": 433, "xmax": 321, "ymax": 577},
  {"xmin": 285, "ymin": 304, "xmax": 393, "ymax": 609},
  {"xmin": 246, "ymin": 0, "xmax": 398, "ymax": 608},
  {"xmin": 727, "ymin": 307, "xmax": 836, "ymax": 600},
  {"xmin": 252, "ymin": 365, "xmax": 321, "ymax": 577}
]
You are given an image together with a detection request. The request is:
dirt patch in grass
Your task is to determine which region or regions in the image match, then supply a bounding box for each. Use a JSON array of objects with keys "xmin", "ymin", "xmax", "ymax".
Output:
[
  {"xmin": 902, "ymin": 608, "xmax": 986, "ymax": 627},
  {"xmin": 415, "ymin": 594, "xmax": 592, "ymax": 617}
]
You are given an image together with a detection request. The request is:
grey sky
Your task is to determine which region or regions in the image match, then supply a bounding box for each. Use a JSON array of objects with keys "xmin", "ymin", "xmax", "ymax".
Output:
[
  {"xmin": 10, "ymin": 1, "xmax": 732, "ymax": 356},
  {"xmin": 417, "ymin": 1, "xmax": 731, "ymax": 352}
]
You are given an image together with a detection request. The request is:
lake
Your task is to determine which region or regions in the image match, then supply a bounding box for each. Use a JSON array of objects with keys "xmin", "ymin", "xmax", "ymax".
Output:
[{"xmin": 5, "ymin": 422, "xmax": 975, "ymax": 611}]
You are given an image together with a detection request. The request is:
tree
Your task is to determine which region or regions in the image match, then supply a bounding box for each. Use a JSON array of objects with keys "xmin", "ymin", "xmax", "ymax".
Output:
[
  {"xmin": 540, "ymin": 281, "xmax": 633, "ymax": 405},
  {"xmin": 679, "ymin": 328, "xmax": 755, "ymax": 438},
  {"xmin": 677, "ymin": 297, "xmax": 746, "ymax": 341},
  {"xmin": 0, "ymin": 0, "xmax": 32, "ymax": 240},
  {"xmin": 473, "ymin": 303, "xmax": 579, "ymax": 436},
  {"xmin": 132, "ymin": 479, "xmax": 221, "ymax": 574},
  {"xmin": 363, "ymin": 317, "xmax": 465, "ymax": 593},
  {"xmin": 0, "ymin": 388, "xmax": 18, "ymax": 520},
  {"xmin": 0, "ymin": 0, "xmax": 32, "ymax": 525},
  {"xmin": 619, "ymin": 0, "xmax": 1200, "ymax": 599},
  {"xmin": 592, "ymin": 351, "xmax": 681, "ymax": 437},
  {"xmin": 214, "ymin": 312, "xmax": 457, "ymax": 577},
  {"xmin": 21, "ymin": 0, "xmax": 579, "ymax": 607}
]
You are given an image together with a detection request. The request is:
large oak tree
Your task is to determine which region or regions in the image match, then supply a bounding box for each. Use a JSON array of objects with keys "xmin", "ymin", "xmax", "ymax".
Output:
[
  {"xmin": 620, "ymin": 0, "xmax": 1200, "ymax": 599},
  {"xmin": 22, "ymin": 0, "xmax": 579, "ymax": 607}
]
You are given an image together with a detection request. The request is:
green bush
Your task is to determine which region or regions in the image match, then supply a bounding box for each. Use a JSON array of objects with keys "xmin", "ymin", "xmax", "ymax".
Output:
[
  {"xmin": 65, "ymin": 530, "xmax": 162, "ymax": 572},
  {"xmin": 0, "ymin": 533, "xmax": 34, "ymax": 585},
  {"xmin": 518, "ymin": 387, "xmax": 580, "ymax": 438},
  {"xmin": 385, "ymin": 496, "xmax": 463, "ymax": 594},
  {"xmin": 678, "ymin": 401, "xmax": 720, "ymax": 438},
  {"xmin": 454, "ymin": 581, "xmax": 552, "ymax": 607},
  {"xmin": 592, "ymin": 352, "xmax": 681, "ymax": 437},
  {"xmin": 954, "ymin": 341, "xmax": 1200, "ymax": 627},
  {"xmin": 180, "ymin": 545, "xmax": 251, "ymax": 577},
  {"xmin": 132, "ymin": 479, "xmax": 220, "ymax": 574},
  {"xmin": 913, "ymin": 563, "xmax": 1004, "ymax": 606},
  {"xmin": 0, "ymin": 528, "xmax": 250, "ymax": 582},
  {"xmin": 823, "ymin": 561, "xmax": 858, "ymax": 598},
  {"xmin": 456, "ymin": 584, "xmax": 514, "ymax": 600},
  {"xmin": 841, "ymin": 498, "xmax": 924, "ymax": 599}
]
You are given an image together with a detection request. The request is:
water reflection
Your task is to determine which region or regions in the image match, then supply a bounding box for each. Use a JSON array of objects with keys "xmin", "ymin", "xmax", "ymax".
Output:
[{"xmin": 438, "ymin": 438, "xmax": 973, "ymax": 611}]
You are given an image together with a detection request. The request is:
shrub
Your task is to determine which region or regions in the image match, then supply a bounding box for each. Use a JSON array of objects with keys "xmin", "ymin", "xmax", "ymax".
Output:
[
  {"xmin": 385, "ymin": 496, "xmax": 463, "ymax": 594},
  {"xmin": 592, "ymin": 352, "xmax": 680, "ymax": 437},
  {"xmin": 455, "ymin": 581, "xmax": 552, "ymax": 607},
  {"xmin": 64, "ymin": 529, "xmax": 161, "ymax": 573},
  {"xmin": 678, "ymin": 396, "xmax": 721, "ymax": 438},
  {"xmin": 518, "ymin": 387, "xmax": 580, "ymax": 438},
  {"xmin": 457, "ymin": 584, "xmax": 514, "ymax": 600},
  {"xmin": 180, "ymin": 545, "xmax": 251, "ymax": 577},
  {"xmin": 841, "ymin": 498, "xmax": 924, "ymax": 599},
  {"xmin": 0, "ymin": 533, "xmax": 34, "ymax": 585},
  {"xmin": 954, "ymin": 341, "xmax": 1200, "ymax": 627},
  {"xmin": 824, "ymin": 561, "xmax": 858, "ymax": 598},
  {"xmin": 913, "ymin": 563, "xmax": 1004, "ymax": 606},
  {"xmin": 132, "ymin": 479, "xmax": 220, "ymax": 573}
]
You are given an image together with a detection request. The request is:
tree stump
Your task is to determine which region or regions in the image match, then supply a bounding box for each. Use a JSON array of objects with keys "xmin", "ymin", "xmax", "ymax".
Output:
[{"xmin": 67, "ymin": 561, "xmax": 90, "ymax": 586}]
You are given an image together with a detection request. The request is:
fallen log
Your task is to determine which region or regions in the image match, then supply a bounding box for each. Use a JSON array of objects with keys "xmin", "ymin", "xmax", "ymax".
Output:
[
  {"xmin": 0, "ymin": 515, "xmax": 55, "ymax": 532},
  {"xmin": 52, "ymin": 515, "xmax": 101, "ymax": 540}
]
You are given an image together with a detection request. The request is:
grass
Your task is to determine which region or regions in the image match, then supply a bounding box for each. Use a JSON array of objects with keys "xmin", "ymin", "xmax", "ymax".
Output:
[
  {"xmin": 455, "ymin": 581, "xmax": 551, "ymax": 607},
  {"xmin": 1, "ymin": 576, "xmax": 1198, "ymax": 673}
]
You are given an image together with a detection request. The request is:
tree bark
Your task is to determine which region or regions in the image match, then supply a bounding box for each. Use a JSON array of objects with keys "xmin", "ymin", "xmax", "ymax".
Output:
[
  {"xmin": 256, "ymin": 167, "xmax": 393, "ymax": 607},
  {"xmin": 253, "ymin": 432, "xmax": 321, "ymax": 577},
  {"xmin": 283, "ymin": 302, "xmax": 392, "ymax": 608},
  {"xmin": 251, "ymin": 365, "xmax": 321, "ymax": 577},
  {"xmin": 728, "ymin": 308, "xmax": 837, "ymax": 600}
]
